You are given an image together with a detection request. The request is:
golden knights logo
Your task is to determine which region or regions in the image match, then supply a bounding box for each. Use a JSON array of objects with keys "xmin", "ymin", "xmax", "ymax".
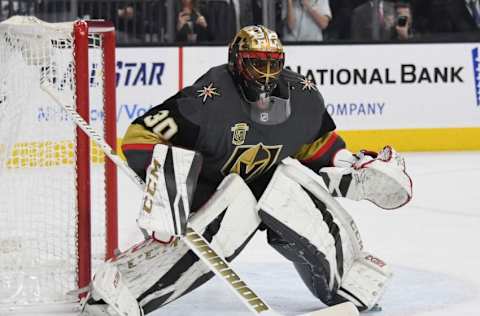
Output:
[
  {"xmin": 222, "ymin": 143, "xmax": 282, "ymax": 182},
  {"xmin": 231, "ymin": 123, "xmax": 249, "ymax": 145},
  {"xmin": 197, "ymin": 82, "xmax": 220, "ymax": 103}
]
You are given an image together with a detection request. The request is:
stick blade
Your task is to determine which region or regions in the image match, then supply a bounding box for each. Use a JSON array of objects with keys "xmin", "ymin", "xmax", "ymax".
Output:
[{"xmin": 298, "ymin": 302, "xmax": 359, "ymax": 316}]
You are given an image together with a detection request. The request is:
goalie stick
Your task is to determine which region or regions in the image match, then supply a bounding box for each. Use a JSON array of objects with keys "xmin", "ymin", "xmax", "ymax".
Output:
[{"xmin": 41, "ymin": 83, "xmax": 358, "ymax": 316}]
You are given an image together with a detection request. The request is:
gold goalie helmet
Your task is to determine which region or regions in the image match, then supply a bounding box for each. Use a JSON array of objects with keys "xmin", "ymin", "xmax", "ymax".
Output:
[{"xmin": 228, "ymin": 25, "xmax": 285, "ymax": 101}]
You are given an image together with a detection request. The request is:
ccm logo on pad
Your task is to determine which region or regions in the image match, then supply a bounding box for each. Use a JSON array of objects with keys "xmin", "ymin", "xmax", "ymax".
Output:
[{"xmin": 365, "ymin": 255, "xmax": 386, "ymax": 268}]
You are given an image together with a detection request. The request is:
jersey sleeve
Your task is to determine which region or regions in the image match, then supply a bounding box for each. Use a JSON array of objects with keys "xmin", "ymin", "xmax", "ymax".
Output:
[
  {"xmin": 121, "ymin": 91, "xmax": 201, "ymax": 180},
  {"xmin": 293, "ymin": 101, "xmax": 346, "ymax": 170}
]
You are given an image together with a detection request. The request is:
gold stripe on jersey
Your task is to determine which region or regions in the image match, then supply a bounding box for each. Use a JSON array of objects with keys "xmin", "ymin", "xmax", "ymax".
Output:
[
  {"xmin": 122, "ymin": 123, "xmax": 167, "ymax": 146},
  {"xmin": 294, "ymin": 132, "xmax": 334, "ymax": 161}
]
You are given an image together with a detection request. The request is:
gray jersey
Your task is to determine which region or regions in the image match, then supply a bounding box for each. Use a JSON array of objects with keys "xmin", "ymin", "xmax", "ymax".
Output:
[{"xmin": 122, "ymin": 64, "xmax": 344, "ymax": 203}]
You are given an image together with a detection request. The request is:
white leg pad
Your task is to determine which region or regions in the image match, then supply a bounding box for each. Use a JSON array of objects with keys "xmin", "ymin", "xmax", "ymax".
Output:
[
  {"xmin": 258, "ymin": 158, "xmax": 363, "ymax": 275},
  {"xmin": 110, "ymin": 174, "xmax": 260, "ymax": 310},
  {"xmin": 258, "ymin": 165, "xmax": 344, "ymax": 290},
  {"xmin": 258, "ymin": 157, "xmax": 391, "ymax": 310},
  {"xmin": 138, "ymin": 174, "xmax": 261, "ymax": 307}
]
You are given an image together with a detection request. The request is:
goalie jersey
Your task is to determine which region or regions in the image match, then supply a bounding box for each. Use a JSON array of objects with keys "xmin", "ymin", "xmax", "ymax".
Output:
[{"xmin": 122, "ymin": 64, "xmax": 345, "ymax": 209}]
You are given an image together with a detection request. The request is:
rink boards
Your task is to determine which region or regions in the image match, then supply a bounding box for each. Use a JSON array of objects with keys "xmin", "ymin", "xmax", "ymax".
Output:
[
  {"xmin": 112, "ymin": 43, "xmax": 480, "ymax": 152},
  {"xmin": 7, "ymin": 43, "xmax": 467, "ymax": 154}
]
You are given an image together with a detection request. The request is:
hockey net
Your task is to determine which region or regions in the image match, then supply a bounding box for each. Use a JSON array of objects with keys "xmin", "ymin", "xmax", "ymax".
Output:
[{"xmin": 0, "ymin": 16, "xmax": 117, "ymax": 312}]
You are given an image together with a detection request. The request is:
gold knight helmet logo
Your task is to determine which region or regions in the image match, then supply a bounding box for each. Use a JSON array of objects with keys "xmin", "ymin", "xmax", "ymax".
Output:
[{"xmin": 222, "ymin": 143, "xmax": 282, "ymax": 182}]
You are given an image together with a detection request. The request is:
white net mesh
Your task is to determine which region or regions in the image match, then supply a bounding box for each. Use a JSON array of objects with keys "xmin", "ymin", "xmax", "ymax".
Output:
[{"xmin": 0, "ymin": 16, "xmax": 109, "ymax": 310}]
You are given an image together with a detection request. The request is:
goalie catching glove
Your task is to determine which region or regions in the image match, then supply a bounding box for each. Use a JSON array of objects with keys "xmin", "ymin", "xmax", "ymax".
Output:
[
  {"xmin": 319, "ymin": 146, "xmax": 412, "ymax": 209},
  {"xmin": 137, "ymin": 144, "xmax": 202, "ymax": 242}
]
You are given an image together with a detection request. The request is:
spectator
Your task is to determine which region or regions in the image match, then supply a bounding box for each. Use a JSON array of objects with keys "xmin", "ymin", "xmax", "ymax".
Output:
[
  {"xmin": 176, "ymin": 0, "xmax": 208, "ymax": 42},
  {"xmin": 117, "ymin": 4, "xmax": 135, "ymax": 20},
  {"xmin": 239, "ymin": 0, "xmax": 263, "ymax": 27},
  {"xmin": 282, "ymin": 0, "xmax": 332, "ymax": 41},
  {"xmin": 412, "ymin": 0, "xmax": 480, "ymax": 37},
  {"xmin": 239, "ymin": 0, "xmax": 284, "ymax": 39},
  {"xmin": 79, "ymin": 2, "xmax": 146, "ymax": 43},
  {"xmin": 466, "ymin": 0, "xmax": 480, "ymax": 28},
  {"xmin": 274, "ymin": 0, "xmax": 286, "ymax": 39},
  {"xmin": 114, "ymin": 3, "xmax": 146, "ymax": 43},
  {"xmin": 393, "ymin": 1, "xmax": 415, "ymax": 40},
  {"xmin": 326, "ymin": 0, "xmax": 367, "ymax": 40},
  {"xmin": 201, "ymin": 0, "xmax": 238, "ymax": 43},
  {"xmin": 351, "ymin": 0, "xmax": 396, "ymax": 40}
]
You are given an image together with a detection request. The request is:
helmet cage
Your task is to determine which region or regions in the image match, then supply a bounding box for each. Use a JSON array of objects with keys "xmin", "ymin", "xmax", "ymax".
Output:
[{"xmin": 236, "ymin": 51, "xmax": 285, "ymax": 93}]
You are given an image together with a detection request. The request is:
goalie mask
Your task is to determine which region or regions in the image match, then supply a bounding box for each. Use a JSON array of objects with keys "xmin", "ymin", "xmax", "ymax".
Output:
[{"xmin": 229, "ymin": 25, "xmax": 290, "ymax": 125}]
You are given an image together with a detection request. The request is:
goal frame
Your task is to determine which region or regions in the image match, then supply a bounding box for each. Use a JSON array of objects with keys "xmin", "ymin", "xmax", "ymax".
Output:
[{"xmin": 74, "ymin": 20, "xmax": 118, "ymax": 293}]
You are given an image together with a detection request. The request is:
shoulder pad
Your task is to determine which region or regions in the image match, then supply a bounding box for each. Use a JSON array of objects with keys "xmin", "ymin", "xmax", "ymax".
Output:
[
  {"xmin": 280, "ymin": 68, "xmax": 305, "ymax": 85},
  {"xmin": 280, "ymin": 68, "xmax": 319, "ymax": 93},
  {"xmin": 180, "ymin": 64, "xmax": 235, "ymax": 106}
]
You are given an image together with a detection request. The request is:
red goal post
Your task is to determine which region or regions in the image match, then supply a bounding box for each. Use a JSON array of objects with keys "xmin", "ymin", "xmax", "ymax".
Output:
[{"xmin": 74, "ymin": 19, "xmax": 118, "ymax": 296}]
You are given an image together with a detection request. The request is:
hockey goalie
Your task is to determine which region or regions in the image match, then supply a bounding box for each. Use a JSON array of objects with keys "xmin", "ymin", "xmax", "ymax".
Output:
[{"xmin": 82, "ymin": 25, "xmax": 412, "ymax": 316}]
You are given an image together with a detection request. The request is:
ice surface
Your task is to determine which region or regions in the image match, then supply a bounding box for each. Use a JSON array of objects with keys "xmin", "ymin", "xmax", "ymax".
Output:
[{"xmin": 5, "ymin": 152, "xmax": 479, "ymax": 316}]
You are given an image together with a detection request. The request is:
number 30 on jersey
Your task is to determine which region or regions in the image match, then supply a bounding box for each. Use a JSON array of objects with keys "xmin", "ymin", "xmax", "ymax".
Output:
[{"xmin": 144, "ymin": 110, "xmax": 178, "ymax": 141}]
